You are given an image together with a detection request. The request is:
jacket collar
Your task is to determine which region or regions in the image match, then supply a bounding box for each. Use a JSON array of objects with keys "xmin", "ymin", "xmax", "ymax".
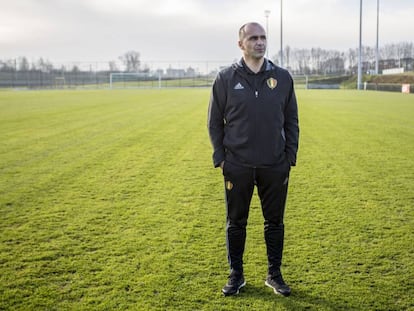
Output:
[{"xmin": 234, "ymin": 58, "xmax": 276, "ymax": 74}]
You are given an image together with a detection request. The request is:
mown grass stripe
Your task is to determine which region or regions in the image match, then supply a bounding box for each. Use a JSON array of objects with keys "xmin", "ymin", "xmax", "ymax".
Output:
[{"xmin": 0, "ymin": 89, "xmax": 413, "ymax": 310}]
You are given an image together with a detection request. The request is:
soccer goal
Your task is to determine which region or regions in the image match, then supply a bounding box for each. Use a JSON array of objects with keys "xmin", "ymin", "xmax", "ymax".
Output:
[
  {"xmin": 292, "ymin": 75, "xmax": 309, "ymax": 89},
  {"xmin": 54, "ymin": 77, "xmax": 66, "ymax": 89},
  {"xmin": 109, "ymin": 72, "xmax": 161, "ymax": 89},
  {"xmin": 363, "ymin": 82, "xmax": 413, "ymax": 93}
]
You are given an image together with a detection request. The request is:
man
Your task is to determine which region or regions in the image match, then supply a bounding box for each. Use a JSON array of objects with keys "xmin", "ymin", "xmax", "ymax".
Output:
[{"xmin": 207, "ymin": 22, "xmax": 299, "ymax": 297}]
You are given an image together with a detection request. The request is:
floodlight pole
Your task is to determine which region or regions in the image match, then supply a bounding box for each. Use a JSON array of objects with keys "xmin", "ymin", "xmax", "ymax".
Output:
[
  {"xmin": 375, "ymin": 0, "xmax": 380, "ymax": 74},
  {"xmin": 280, "ymin": 0, "xmax": 283, "ymax": 67},
  {"xmin": 265, "ymin": 10, "xmax": 271, "ymax": 58},
  {"xmin": 357, "ymin": 0, "xmax": 363, "ymax": 90}
]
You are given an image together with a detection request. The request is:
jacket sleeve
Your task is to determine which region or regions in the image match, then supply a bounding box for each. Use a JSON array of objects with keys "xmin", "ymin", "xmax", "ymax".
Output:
[
  {"xmin": 207, "ymin": 73, "xmax": 227, "ymax": 167},
  {"xmin": 284, "ymin": 77, "xmax": 299, "ymax": 166}
]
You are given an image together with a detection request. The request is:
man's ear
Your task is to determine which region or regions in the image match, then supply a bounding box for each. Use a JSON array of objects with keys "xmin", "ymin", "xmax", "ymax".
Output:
[{"xmin": 238, "ymin": 40, "xmax": 244, "ymax": 50}]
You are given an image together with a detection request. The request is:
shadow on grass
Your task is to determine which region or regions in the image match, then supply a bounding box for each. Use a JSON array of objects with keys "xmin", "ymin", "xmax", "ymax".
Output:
[{"xmin": 238, "ymin": 283, "xmax": 350, "ymax": 311}]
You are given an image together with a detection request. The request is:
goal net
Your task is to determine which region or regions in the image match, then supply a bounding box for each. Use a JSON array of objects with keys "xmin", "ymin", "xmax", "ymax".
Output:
[
  {"xmin": 109, "ymin": 72, "xmax": 161, "ymax": 89},
  {"xmin": 363, "ymin": 82, "xmax": 413, "ymax": 93},
  {"xmin": 54, "ymin": 77, "xmax": 66, "ymax": 89}
]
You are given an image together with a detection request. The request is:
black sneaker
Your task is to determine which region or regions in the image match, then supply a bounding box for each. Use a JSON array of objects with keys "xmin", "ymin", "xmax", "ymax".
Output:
[
  {"xmin": 222, "ymin": 270, "xmax": 246, "ymax": 296},
  {"xmin": 265, "ymin": 271, "xmax": 291, "ymax": 297}
]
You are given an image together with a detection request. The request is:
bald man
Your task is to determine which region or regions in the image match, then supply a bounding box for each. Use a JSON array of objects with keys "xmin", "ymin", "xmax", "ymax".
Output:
[{"xmin": 208, "ymin": 22, "xmax": 299, "ymax": 296}]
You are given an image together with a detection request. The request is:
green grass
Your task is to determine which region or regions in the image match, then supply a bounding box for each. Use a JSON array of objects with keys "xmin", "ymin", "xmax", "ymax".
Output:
[
  {"xmin": 110, "ymin": 77, "xmax": 213, "ymax": 89},
  {"xmin": 0, "ymin": 89, "xmax": 413, "ymax": 310}
]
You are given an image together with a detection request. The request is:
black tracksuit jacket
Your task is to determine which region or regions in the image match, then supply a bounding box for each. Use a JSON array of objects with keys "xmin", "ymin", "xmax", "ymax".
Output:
[{"xmin": 208, "ymin": 58, "xmax": 299, "ymax": 168}]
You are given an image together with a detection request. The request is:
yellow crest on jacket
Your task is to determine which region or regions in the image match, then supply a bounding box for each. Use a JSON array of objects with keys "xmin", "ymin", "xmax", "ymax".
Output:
[{"xmin": 267, "ymin": 77, "xmax": 277, "ymax": 89}]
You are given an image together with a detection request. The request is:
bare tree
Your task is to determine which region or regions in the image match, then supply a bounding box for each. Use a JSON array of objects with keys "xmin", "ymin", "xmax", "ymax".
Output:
[
  {"xmin": 108, "ymin": 61, "xmax": 119, "ymax": 72},
  {"xmin": 347, "ymin": 48, "xmax": 358, "ymax": 73},
  {"xmin": 398, "ymin": 42, "xmax": 413, "ymax": 58},
  {"xmin": 36, "ymin": 58, "xmax": 54, "ymax": 72},
  {"xmin": 18, "ymin": 57, "xmax": 30, "ymax": 71},
  {"xmin": 71, "ymin": 65, "xmax": 80, "ymax": 73},
  {"xmin": 119, "ymin": 51, "xmax": 141, "ymax": 72},
  {"xmin": 0, "ymin": 59, "xmax": 16, "ymax": 72},
  {"xmin": 381, "ymin": 44, "xmax": 395, "ymax": 60},
  {"xmin": 285, "ymin": 45, "xmax": 291, "ymax": 69},
  {"xmin": 294, "ymin": 48, "xmax": 311, "ymax": 74}
]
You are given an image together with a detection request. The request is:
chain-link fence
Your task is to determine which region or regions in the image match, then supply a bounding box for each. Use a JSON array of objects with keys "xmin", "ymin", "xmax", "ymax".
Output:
[
  {"xmin": 0, "ymin": 61, "xmax": 228, "ymax": 89},
  {"xmin": 0, "ymin": 70, "xmax": 111, "ymax": 89},
  {"xmin": 1, "ymin": 60, "xmax": 413, "ymax": 93}
]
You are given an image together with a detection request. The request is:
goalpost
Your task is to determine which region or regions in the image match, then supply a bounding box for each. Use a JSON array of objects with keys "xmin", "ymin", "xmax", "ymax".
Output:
[
  {"xmin": 54, "ymin": 77, "xmax": 66, "ymax": 89},
  {"xmin": 109, "ymin": 72, "xmax": 161, "ymax": 89},
  {"xmin": 292, "ymin": 75, "xmax": 309, "ymax": 89}
]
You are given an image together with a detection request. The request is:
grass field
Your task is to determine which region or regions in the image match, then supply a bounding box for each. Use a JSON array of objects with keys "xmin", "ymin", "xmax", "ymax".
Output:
[{"xmin": 0, "ymin": 88, "xmax": 413, "ymax": 310}]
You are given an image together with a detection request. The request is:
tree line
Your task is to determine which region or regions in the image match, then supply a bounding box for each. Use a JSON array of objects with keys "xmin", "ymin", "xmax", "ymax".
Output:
[
  {"xmin": 0, "ymin": 51, "xmax": 142, "ymax": 74},
  {"xmin": 1, "ymin": 42, "xmax": 413, "ymax": 76},
  {"xmin": 272, "ymin": 42, "xmax": 413, "ymax": 74}
]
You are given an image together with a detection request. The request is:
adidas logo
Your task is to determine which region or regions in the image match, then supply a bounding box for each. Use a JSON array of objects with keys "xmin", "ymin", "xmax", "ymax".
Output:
[{"xmin": 234, "ymin": 82, "xmax": 245, "ymax": 90}]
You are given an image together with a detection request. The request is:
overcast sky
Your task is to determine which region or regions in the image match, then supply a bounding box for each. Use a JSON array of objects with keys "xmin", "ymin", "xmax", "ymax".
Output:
[{"xmin": 1, "ymin": 0, "xmax": 413, "ymax": 64}]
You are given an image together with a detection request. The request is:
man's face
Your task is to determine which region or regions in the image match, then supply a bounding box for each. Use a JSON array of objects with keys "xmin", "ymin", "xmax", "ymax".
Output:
[{"xmin": 238, "ymin": 24, "xmax": 267, "ymax": 60}]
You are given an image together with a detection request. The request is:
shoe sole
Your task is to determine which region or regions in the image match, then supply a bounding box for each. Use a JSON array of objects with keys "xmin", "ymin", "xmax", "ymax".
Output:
[
  {"xmin": 265, "ymin": 280, "xmax": 291, "ymax": 297},
  {"xmin": 222, "ymin": 281, "xmax": 246, "ymax": 296}
]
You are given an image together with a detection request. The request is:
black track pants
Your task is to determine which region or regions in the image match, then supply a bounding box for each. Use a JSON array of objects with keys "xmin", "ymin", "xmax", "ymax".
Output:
[{"xmin": 223, "ymin": 161, "xmax": 290, "ymax": 274}]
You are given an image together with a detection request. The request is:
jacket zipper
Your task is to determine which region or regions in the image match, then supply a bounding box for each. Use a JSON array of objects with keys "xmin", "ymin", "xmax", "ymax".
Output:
[{"xmin": 253, "ymin": 85, "xmax": 259, "ymax": 163}]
